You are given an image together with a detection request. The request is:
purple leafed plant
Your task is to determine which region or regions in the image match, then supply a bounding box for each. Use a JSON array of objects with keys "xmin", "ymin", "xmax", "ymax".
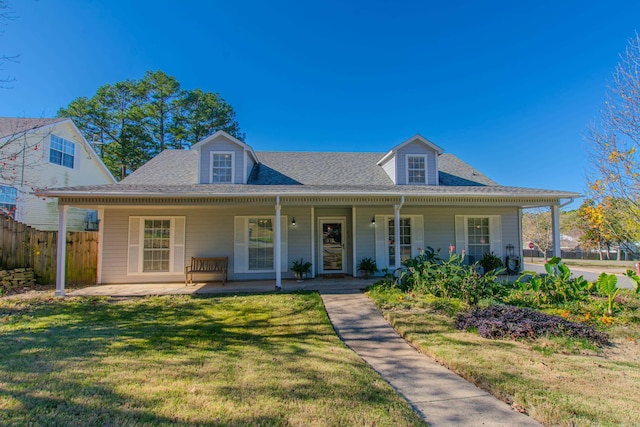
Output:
[{"xmin": 455, "ymin": 305, "xmax": 608, "ymax": 346}]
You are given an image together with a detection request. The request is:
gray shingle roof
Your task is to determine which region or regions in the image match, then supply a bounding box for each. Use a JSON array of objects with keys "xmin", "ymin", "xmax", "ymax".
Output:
[
  {"xmin": 37, "ymin": 183, "xmax": 579, "ymax": 199},
  {"xmin": 252, "ymin": 152, "xmax": 394, "ymax": 185},
  {"xmin": 0, "ymin": 117, "xmax": 67, "ymax": 138},
  {"xmin": 120, "ymin": 150, "xmax": 497, "ymax": 187},
  {"xmin": 36, "ymin": 147, "xmax": 580, "ymax": 201},
  {"xmin": 121, "ymin": 150, "xmax": 199, "ymax": 185}
]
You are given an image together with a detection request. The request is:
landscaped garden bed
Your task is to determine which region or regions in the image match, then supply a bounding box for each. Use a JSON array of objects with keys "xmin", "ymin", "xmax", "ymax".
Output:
[{"xmin": 367, "ymin": 250, "xmax": 640, "ymax": 426}]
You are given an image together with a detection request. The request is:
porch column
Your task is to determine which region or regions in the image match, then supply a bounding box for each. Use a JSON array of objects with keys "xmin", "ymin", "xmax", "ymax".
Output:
[
  {"xmin": 310, "ymin": 206, "xmax": 315, "ymax": 278},
  {"xmin": 551, "ymin": 204, "xmax": 561, "ymax": 258},
  {"xmin": 55, "ymin": 205, "xmax": 68, "ymax": 297},
  {"xmin": 394, "ymin": 204, "xmax": 401, "ymax": 269},
  {"xmin": 352, "ymin": 206, "xmax": 357, "ymax": 278},
  {"xmin": 275, "ymin": 196, "xmax": 282, "ymax": 289},
  {"xmin": 96, "ymin": 208, "xmax": 104, "ymax": 284}
]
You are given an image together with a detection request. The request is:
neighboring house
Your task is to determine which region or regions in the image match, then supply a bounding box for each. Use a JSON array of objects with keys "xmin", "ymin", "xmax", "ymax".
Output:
[
  {"xmin": 0, "ymin": 117, "xmax": 116, "ymax": 230},
  {"xmin": 38, "ymin": 131, "xmax": 579, "ymax": 295}
]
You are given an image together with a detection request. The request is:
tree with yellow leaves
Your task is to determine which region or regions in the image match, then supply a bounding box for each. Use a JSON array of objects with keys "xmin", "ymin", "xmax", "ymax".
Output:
[{"xmin": 586, "ymin": 33, "xmax": 640, "ymax": 249}]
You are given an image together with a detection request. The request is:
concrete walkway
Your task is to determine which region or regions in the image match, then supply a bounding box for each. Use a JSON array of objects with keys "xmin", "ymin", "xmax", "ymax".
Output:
[{"xmin": 321, "ymin": 291, "xmax": 541, "ymax": 426}]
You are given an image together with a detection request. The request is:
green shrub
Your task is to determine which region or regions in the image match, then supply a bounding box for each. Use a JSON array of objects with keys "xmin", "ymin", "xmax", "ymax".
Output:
[
  {"xmin": 397, "ymin": 247, "xmax": 506, "ymax": 305},
  {"xmin": 479, "ymin": 252, "xmax": 503, "ymax": 273},
  {"xmin": 513, "ymin": 257, "xmax": 591, "ymax": 306}
]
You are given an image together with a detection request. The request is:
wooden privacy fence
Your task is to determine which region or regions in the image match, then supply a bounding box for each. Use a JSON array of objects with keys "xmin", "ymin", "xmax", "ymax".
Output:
[{"xmin": 0, "ymin": 216, "xmax": 98, "ymax": 285}]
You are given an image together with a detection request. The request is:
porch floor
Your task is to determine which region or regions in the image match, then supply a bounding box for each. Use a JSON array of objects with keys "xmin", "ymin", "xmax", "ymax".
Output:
[{"xmin": 68, "ymin": 277, "xmax": 378, "ymax": 297}]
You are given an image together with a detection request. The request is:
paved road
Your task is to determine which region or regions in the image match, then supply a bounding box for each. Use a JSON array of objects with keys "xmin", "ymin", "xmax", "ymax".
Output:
[{"xmin": 523, "ymin": 262, "xmax": 637, "ymax": 289}]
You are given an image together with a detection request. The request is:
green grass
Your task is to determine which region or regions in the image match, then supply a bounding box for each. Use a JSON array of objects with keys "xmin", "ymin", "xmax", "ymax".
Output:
[
  {"xmin": 0, "ymin": 292, "xmax": 424, "ymax": 426},
  {"xmin": 367, "ymin": 287, "xmax": 640, "ymax": 426}
]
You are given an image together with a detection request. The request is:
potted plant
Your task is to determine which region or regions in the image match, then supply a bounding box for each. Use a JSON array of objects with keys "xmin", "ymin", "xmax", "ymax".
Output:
[
  {"xmin": 291, "ymin": 258, "xmax": 312, "ymax": 281},
  {"xmin": 357, "ymin": 257, "xmax": 378, "ymax": 278}
]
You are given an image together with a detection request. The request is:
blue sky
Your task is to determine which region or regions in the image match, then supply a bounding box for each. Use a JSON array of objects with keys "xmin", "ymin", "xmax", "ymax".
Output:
[{"xmin": 1, "ymin": 0, "xmax": 639, "ymax": 208}]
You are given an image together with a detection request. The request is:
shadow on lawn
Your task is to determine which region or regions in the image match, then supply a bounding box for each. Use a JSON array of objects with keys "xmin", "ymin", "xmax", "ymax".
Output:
[{"xmin": 0, "ymin": 292, "xmax": 387, "ymax": 425}]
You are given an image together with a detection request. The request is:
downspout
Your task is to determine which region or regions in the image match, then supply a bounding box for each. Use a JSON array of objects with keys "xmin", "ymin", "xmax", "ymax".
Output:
[
  {"xmin": 394, "ymin": 195, "xmax": 405, "ymax": 269},
  {"xmin": 275, "ymin": 195, "xmax": 282, "ymax": 289}
]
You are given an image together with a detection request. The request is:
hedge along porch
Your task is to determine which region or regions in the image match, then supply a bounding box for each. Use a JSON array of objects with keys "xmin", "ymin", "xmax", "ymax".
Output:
[{"xmin": 48, "ymin": 190, "xmax": 571, "ymax": 296}]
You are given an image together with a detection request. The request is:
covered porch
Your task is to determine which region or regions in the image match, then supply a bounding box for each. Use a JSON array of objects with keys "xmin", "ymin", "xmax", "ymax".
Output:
[{"xmin": 66, "ymin": 277, "xmax": 377, "ymax": 297}]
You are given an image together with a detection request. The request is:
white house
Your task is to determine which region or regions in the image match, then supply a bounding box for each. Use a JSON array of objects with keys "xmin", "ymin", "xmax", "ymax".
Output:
[
  {"xmin": 37, "ymin": 131, "xmax": 579, "ymax": 296},
  {"xmin": 0, "ymin": 117, "xmax": 116, "ymax": 231}
]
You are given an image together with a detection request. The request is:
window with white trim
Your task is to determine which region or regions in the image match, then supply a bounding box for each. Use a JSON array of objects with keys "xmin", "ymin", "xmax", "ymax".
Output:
[
  {"xmin": 387, "ymin": 217, "xmax": 412, "ymax": 267},
  {"xmin": 210, "ymin": 152, "xmax": 234, "ymax": 183},
  {"xmin": 234, "ymin": 216, "xmax": 288, "ymax": 274},
  {"xmin": 406, "ymin": 155, "xmax": 426, "ymax": 184},
  {"xmin": 50, "ymin": 135, "xmax": 75, "ymax": 168},
  {"xmin": 0, "ymin": 185, "xmax": 17, "ymax": 217},
  {"xmin": 248, "ymin": 218, "xmax": 274, "ymax": 270},
  {"xmin": 143, "ymin": 219, "xmax": 171, "ymax": 272},
  {"xmin": 127, "ymin": 216, "xmax": 185, "ymax": 275},
  {"xmin": 454, "ymin": 215, "xmax": 502, "ymax": 264},
  {"xmin": 466, "ymin": 217, "xmax": 490, "ymax": 262},
  {"xmin": 374, "ymin": 214, "xmax": 424, "ymax": 270}
]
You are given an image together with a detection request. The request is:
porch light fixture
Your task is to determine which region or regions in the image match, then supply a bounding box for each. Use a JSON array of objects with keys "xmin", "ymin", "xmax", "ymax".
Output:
[
  {"xmin": 291, "ymin": 218, "xmax": 296, "ymax": 227},
  {"xmin": 370, "ymin": 217, "xmax": 376, "ymax": 227},
  {"xmin": 506, "ymin": 244, "xmax": 515, "ymax": 257}
]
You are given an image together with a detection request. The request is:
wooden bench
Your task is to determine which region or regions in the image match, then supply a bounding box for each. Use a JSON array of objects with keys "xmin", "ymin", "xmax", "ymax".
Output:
[{"xmin": 185, "ymin": 256, "xmax": 228, "ymax": 286}]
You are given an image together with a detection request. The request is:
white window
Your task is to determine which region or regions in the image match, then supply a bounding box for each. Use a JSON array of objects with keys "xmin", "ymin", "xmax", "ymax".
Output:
[
  {"xmin": 0, "ymin": 185, "xmax": 17, "ymax": 217},
  {"xmin": 374, "ymin": 215, "xmax": 424, "ymax": 269},
  {"xmin": 234, "ymin": 216, "xmax": 288, "ymax": 273},
  {"xmin": 50, "ymin": 135, "xmax": 75, "ymax": 168},
  {"xmin": 127, "ymin": 216, "xmax": 185, "ymax": 275},
  {"xmin": 387, "ymin": 217, "xmax": 412, "ymax": 267},
  {"xmin": 143, "ymin": 219, "xmax": 171, "ymax": 272},
  {"xmin": 210, "ymin": 152, "xmax": 234, "ymax": 183},
  {"xmin": 406, "ymin": 155, "xmax": 427, "ymax": 184},
  {"xmin": 455, "ymin": 215, "xmax": 502, "ymax": 264},
  {"xmin": 248, "ymin": 218, "xmax": 274, "ymax": 270}
]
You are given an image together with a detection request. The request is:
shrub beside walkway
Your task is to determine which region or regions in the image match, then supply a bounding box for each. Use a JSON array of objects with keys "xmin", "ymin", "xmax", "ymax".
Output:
[{"xmin": 321, "ymin": 291, "xmax": 541, "ymax": 426}]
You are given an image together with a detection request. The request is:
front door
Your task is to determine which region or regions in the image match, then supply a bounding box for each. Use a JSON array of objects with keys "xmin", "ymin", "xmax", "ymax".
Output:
[{"xmin": 319, "ymin": 219, "xmax": 346, "ymax": 274}]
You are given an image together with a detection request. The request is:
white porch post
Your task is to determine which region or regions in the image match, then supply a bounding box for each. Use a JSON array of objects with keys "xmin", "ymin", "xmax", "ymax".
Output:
[
  {"xmin": 55, "ymin": 205, "xmax": 68, "ymax": 297},
  {"xmin": 352, "ymin": 206, "xmax": 357, "ymax": 278},
  {"xmin": 275, "ymin": 196, "xmax": 282, "ymax": 289},
  {"xmin": 551, "ymin": 204, "xmax": 561, "ymax": 258},
  {"xmin": 96, "ymin": 208, "xmax": 104, "ymax": 284},
  {"xmin": 310, "ymin": 206, "xmax": 315, "ymax": 278},
  {"xmin": 394, "ymin": 204, "xmax": 401, "ymax": 269}
]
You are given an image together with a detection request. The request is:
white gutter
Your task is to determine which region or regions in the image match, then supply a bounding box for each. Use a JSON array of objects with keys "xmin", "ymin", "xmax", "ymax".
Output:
[
  {"xmin": 275, "ymin": 195, "xmax": 282, "ymax": 289},
  {"xmin": 394, "ymin": 195, "xmax": 405, "ymax": 268},
  {"xmin": 39, "ymin": 189, "xmax": 581, "ymax": 199}
]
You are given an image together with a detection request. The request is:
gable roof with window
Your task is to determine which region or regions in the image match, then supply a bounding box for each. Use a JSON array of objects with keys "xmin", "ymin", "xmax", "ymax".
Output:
[{"xmin": 38, "ymin": 131, "xmax": 578, "ymax": 208}]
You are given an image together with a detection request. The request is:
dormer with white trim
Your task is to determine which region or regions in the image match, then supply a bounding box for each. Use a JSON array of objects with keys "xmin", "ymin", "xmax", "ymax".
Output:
[
  {"xmin": 191, "ymin": 131, "xmax": 259, "ymax": 184},
  {"xmin": 377, "ymin": 134, "xmax": 444, "ymax": 185}
]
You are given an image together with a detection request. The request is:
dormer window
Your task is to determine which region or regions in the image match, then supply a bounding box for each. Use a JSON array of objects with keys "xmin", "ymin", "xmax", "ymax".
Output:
[
  {"xmin": 407, "ymin": 155, "xmax": 427, "ymax": 184},
  {"xmin": 210, "ymin": 152, "xmax": 234, "ymax": 183}
]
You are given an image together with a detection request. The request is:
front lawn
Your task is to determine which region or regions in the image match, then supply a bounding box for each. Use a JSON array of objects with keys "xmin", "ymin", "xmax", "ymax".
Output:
[{"xmin": 0, "ymin": 292, "xmax": 424, "ymax": 426}]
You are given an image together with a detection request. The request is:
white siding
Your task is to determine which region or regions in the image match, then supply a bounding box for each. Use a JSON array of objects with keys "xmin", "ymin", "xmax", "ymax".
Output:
[
  {"xmin": 102, "ymin": 205, "xmax": 316, "ymax": 283},
  {"xmin": 380, "ymin": 157, "xmax": 396, "ymax": 183},
  {"xmin": 197, "ymin": 135, "xmax": 246, "ymax": 184},
  {"xmin": 3, "ymin": 121, "xmax": 114, "ymax": 231},
  {"xmin": 396, "ymin": 141, "xmax": 438, "ymax": 185},
  {"xmin": 354, "ymin": 206, "xmax": 519, "ymax": 275},
  {"xmin": 101, "ymin": 204, "xmax": 520, "ymax": 284}
]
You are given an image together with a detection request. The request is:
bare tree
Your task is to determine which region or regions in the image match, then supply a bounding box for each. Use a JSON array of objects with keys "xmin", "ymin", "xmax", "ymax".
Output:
[
  {"xmin": 522, "ymin": 208, "xmax": 553, "ymax": 261},
  {"xmin": 0, "ymin": 0, "xmax": 18, "ymax": 88},
  {"xmin": 586, "ymin": 32, "xmax": 640, "ymax": 233}
]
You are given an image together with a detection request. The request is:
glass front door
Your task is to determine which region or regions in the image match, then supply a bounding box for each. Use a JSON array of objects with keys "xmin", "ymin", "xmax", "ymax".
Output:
[{"xmin": 320, "ymin": 220, "xmax": 345, "ymax": 273}]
